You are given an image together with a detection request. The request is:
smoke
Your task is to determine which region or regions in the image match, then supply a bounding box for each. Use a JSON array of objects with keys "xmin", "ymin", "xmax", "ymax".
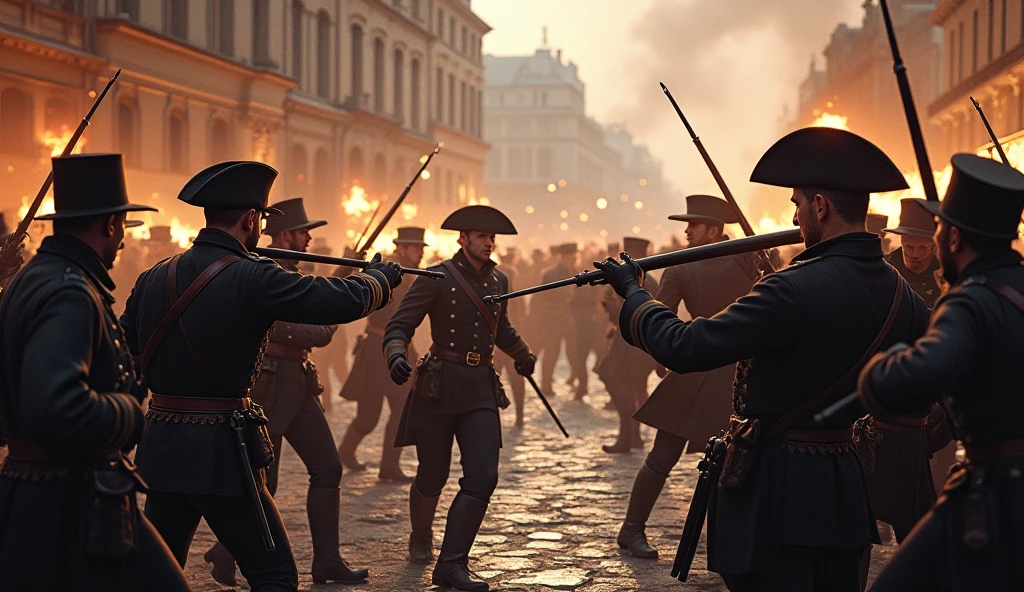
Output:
[{"xmin": 613, "ymin": 0, "xmax": 864, "ymax": 209}]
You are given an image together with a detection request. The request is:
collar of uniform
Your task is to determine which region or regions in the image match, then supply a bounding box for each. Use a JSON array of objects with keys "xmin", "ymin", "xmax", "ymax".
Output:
[
  {"xmin": 277, "ymin": 259, "xmax": 299, "ymax": 272},
  {"xmin": 452, "ymin": 249, "xmax": 496, "ymax": 276},
  {"xmin": 37, "ymin": 233, "xmax": 116, "ymax": 294},
  {"xmin": 791, "ymin": 231, "xmax": 882, "ymax": 265},
  {"xmin": 192, "ymin": 228, "xmax": 250, "ymax": 256},
  {"xmin": 958, "ymin": 250, "xmax": 1023, "ymax": 284}
]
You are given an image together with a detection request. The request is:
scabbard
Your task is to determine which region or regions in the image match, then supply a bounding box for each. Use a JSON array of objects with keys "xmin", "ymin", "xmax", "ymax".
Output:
[
  {"xmin": 672, "ymin": 436, "xmax": 726, "ymax": 581},
  {"xmin": 230, "ymin": 411, "xmax": 276, "ymax": 551},
  {"xmin": 525, "ymin": 374, "xmax": 569, "ymax": 438}
]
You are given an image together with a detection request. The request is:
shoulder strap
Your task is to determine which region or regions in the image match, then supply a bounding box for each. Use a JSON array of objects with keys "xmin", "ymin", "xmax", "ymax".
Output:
[
  {"xmin": 141, "ymin": 253, "xmax": 242, "ymax": 375},
  {"xmin": 441, "ymin": 260, "xmax": 499, "ymax": 339},
  {"xmin": 766, "ymin": 277, "xmax": 906, "ymax": 438},
  {"xmin": 983, "ymin": 281, "xmax": 1024, "ymax": 313}
]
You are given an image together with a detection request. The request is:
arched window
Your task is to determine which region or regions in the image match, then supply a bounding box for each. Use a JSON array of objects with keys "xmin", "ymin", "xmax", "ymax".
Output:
[
  {"xmin": 253, "ymin": 0, "xmax": 270, "ymax": 64},
  {"xmin": 217, "ymin": 0, "xmax": 234, "ymax": 56},
  {"xmin": 44, "ymin": 98, "xmax": 75, "ymax": 135},
  {"xmin": 117, "ymin": 99, "xmax": 139, "ymax": 167},
  {"xmin": 445, "ymin": 170, "xmax": 453, "ymax": 204},
  {"xmin": 0, "ymin": 89, "xmax": 33, "ymax": 156},
  {"xmin": 351, "ymin": 25, "xmax": 364, "ymax": 107},
  {"xmin": 372, "ymin": 152, "xmax": 387, "ymax": 196},
  {"xmin": 393, "ymin": 49, "xmax": 404, "ymax": 119},
  {"xmin": 209, "ymin": 118, "xmax": 231, "ymax": 162},
  {"xmin": 373, "ymin": 38, "xmax": 385, "ymax": 112},
  {"xmin": 317, "ymin": 11, "xmax": 331, "ymax": 99},
  {"xmin": 292, "ymin": 1, "xmax": 304, "ymax": 82},
  {"xmin": 291, "ymin": 144, "xmax": 308, "ymax": 188},
  {"xmin": 410, "ymin": 59, "xmax": 421, "ymax": 130},
  {"xmin": 165, "ymin": 0, "xmax": 188, "ymax": 39},
  {"xmin": 314, "ymin": 148, "xmax": 330, "ymax": 201},
  {"xmin": 459, "ymin": 81, "xmax": 466, "ymax": 131},
  {"xmin": 167, "ymin": 109, "xmax": 187, "ymax": 173},
  {"xmin": 349, "ymin": 147, "xmax": 365, "ymax": 186}
]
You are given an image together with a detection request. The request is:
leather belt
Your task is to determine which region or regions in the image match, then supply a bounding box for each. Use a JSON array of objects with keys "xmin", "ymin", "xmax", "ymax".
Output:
[
  {"xmin": 965, "ymin": 438, "xmax": 1024, "ymax": 464},
  {"xmin": 364, "ymin": 324, "xmax": 386, "ymax": 338},
  {"xmin": 5, "ymin": 440, "xmax": 52, "ymax": 463},
  {"xmin": 876, "ymin": 415, "xmax": 929, "ymax": 429},
  {"xmin": 429, "ymin": 345, "xmax": 493, "ymax": 367},
  {"xmin": 777, "ymin": 427, "xmax": 854, "ymax": 443},
  {"xmin": 264, "ymin": 342, "xmax": 309, "ymax": 360},
  {"xmin": 149, "ymin": 395, "xmax": 253, "ymax": 413}
]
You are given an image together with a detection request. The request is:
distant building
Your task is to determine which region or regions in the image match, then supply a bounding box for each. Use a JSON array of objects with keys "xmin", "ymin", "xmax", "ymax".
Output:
[{"xmin": 484, "ymin": 42, "xmax": 678, "ymax": 247}]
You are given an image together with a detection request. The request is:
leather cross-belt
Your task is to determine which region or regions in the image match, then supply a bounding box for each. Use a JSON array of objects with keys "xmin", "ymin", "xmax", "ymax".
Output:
[
  {"xmin": 149, "ymin": 394, "xmax": 253, "ymax": 413},
  {"xmin": 264, "ymin": 342, "xmax": 309, "ymax": 360},
  {"xmin": 429, "ymin": 345, "xmax": 493, "ymax": 367},
  {"xmin": 777, "ymin": 427, "xmax": 854, "ymax": 443},
  {"xmin": 964, "ymin": 438, "xmax": 1024, "ymax": 464}
]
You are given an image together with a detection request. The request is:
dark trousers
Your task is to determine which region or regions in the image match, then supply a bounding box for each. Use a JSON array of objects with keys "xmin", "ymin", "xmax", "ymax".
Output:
[
  {"xmin": 266, "ymin": 395, "xmax": 343, "ymax": 494},
  {"xmin": 722, "ymin": 544, "xmax": 865, "ymax": 592},
  {"xmin": 538, "ymin": 328, "xmax": 571, "ymax": 391},
  {"xmin": 413, "ymin": 408, "xmax": 501, "ymax": 501},
  {"xmin": 145, "ymin": 486, "xmax": 298, "ymax": 591},
  {"xmin": 645, "ymin": 430, "xmax": 688, "ymax": 477},
  {"xmin": 495, "ymin": 353, "xmax": 526, "ymax": 421}
]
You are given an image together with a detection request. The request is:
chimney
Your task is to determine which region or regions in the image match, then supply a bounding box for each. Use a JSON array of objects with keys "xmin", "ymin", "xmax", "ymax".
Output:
[{"xmin": 556, "ymin": 49, "xmax": 562, "ymax": 64}]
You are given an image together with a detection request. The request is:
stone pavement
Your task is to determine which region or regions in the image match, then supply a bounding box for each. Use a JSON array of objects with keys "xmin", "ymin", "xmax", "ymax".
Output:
[{"xmin": 179, "ymin": 361, "xmax": 896, "ymax": 591}]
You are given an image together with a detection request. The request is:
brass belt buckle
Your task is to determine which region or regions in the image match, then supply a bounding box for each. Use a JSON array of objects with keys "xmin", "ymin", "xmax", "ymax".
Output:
[{"xmin": 466, "ymin": 352, "xmax": 481, "ymax": 366}]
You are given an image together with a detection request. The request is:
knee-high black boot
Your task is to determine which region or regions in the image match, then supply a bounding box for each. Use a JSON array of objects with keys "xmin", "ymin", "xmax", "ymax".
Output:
[
  {"xmin": 409, "ymin": 483, "xmax": 440, "ymax": 563},
  {"xmin": 308, "ymin": 486, "xmax": 369, "ymax": 584},
  {"xmin": 617, "ymin": 463, "xmax": 666, "ymax": 558},
  {"xmin": 431, "ymin": 493, "xmax": 490, "ymax": 591}
]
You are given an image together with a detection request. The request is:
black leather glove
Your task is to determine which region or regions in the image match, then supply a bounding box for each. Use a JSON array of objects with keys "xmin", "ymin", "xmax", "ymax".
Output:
[
  {"xmin": 593, "ymin": 253, "xmax": 646, "ymax": 299},
  {"xmin": 389, "ymin": 354, "xmax": 413, "ymax": 385},
  {"xmin": 513, "ymin": 353, "xmax": 536, "ymax": 376},
  {"xmin": 366, "ymin": 252, "xmax": 403, "ymax": 289}
]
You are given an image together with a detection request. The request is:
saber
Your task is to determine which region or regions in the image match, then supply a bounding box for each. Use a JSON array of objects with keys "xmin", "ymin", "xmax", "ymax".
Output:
[
  {"xmin": 671, "ymin": 436, "xmax": 726, "ymax": 581},
  {"xmin": 971, "ymin": 97, "xmax": 1011, "ymax": 165},
  {"xmin": 485, "ymin": 229, "xmax": 803, "ymax": 304},
  {"xmin": 880, "ymin": 0, "xmax": 939, "ymax": 202},
  {"xmin": 358, "ymin": 144, "xmax": 441, "ymax": 253},
  {"xmin": 0, "ymin": 68, "xmax": 122, "ymax": 284},
  {"xmin": 524, "ymin": 374, "xmax": 569, "ymax": 438},
  {"xmin": 254, "ymin": 247, "xmax": 445, "ymax": 279},
  {"xmin": 230, "ymin": 411, "xmax": 275, "ymax": 551}
]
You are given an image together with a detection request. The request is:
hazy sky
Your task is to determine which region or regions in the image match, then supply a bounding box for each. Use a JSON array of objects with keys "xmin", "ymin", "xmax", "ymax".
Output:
[{"xmin": 475, "ymin": 0, "xmax": 865, "ymax": 213}]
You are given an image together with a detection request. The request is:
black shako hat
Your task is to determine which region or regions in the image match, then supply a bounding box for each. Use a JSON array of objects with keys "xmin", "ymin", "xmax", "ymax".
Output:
[
  {"xmin": 394, "ymin": 226, "xmax": 429, "ymax": 245},
  {"xmin": 668, "ymin": 194, "xmax": 738, "ymax": 226},
  {"xmin": 918, "ymin": 154, "xmax": 1024, "ymax": 239},
  {"xmin": 750, "ymin": 127, "xmax": 908, "ymax": 193},
  {"xmin": 883, "ymin": 199, "xmax": 935, "ymax": 239},
  {"xmin": 622, "ymin": 237, "xmax": 651, "ymax": 257},
  {"xmin": 440, "ymin": 205, "xmax": 517, "ymax": 234},
  {"xmin": 177, "ymin": 161, "xmax": 283, "ymax": 216},
  {"xmin": 262, "ymin": 198, "xmax": 327, "ymax": 235},
  {"xmin": 37, "ymin": 154, "xmax": 156, "ymax": 225},
  {"xmin": 866, "ymin": 214, "xmax": 889, "ymax": 236}
]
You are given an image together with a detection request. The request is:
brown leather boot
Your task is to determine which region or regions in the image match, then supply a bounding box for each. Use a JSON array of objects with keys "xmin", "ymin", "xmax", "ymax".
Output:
[
  {"xmin": 409, "ymin": 483, "xmax": 440, "ymax": 564},
  {"xmin": 616, "ymin": 463, "xmax": 666, "ymax": 559},
  {"xmin": 337, "ymin": 426, "xmax": 367, "ymax": 471},
  {"xmin": 203, "ymin": 541, "xmax": 237, "ymax": 586},
  {"xmin": 307, "ymin": 486, "xmax": 369, "ymax": 584}
]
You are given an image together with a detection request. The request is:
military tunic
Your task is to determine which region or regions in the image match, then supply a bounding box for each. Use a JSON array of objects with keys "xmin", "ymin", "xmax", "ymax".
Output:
[
  {"xmin": 885, "ymin": 247, "xmax": 942, "ymax": 308},
  {"xmin": 0, "ymin": 234, "xmax": 188, "ymax": 591},
  {"xmin": 618, "ymin": 233, "xmax": 931, "ymax": 581},
  {"xmin": 861, "ymin": 251, "xmax": 1024, "ymax": 592}
]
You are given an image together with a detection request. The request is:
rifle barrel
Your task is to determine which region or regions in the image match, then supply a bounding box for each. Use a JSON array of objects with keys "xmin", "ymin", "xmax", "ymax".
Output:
[
  {"xmin": 971, "ymin": 96, "xmax": 1011, "ymax": 165},
  {"xmin": 358, "ymin": 144, "xmax": 441, "ymax": 253},
  {"xmin": 253, "ymin": 247, "xmax": 445, "ymax": 279}
]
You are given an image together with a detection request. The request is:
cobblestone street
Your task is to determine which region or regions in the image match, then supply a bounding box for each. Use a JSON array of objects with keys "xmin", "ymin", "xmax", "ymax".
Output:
[{"xmin": 180, "ymin": 361, "xmax": 895, "ymax": 591}]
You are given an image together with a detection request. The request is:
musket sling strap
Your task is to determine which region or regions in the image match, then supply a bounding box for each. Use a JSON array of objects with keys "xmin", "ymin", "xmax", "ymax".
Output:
[
  {"xmin": 441, "ymin": 260, "xmax": 499, "ymax": 340},
  {"xmin": 141, "ymin": 253, "xmax": 242, "ymax": 375}
]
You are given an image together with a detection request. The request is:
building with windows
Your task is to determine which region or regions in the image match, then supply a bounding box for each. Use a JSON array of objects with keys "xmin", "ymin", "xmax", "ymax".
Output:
[{"xmin": 0, "ymin": 0, "xmax": 489, "ymax": 244}]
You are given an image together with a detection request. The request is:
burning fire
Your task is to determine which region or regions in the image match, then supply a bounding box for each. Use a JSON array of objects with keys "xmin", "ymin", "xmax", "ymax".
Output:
[
  {"xmin": 341, "ymin": 185, "xmax": 378, "ymax": 217},
  {"xmin": 401, "ymin": 203, "xmax": 418, "ymax": 221},
  {"xmin": 18, "ymin": 196, "xmax": 55, "ymax": 220},
  {"xmin": 43, "ymin": 126, "xmax": 85, "ymax": 157},
  {"xmin": 811, "ymin": 112, "xmax": 849, "ymax": 130}
]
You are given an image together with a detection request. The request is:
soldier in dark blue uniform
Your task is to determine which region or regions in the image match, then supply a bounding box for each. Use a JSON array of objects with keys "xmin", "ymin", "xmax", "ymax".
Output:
[
  {"xmin": 860, "ymin": 154, "xmax": 1024, "ymax": 592},
  {"xmin": 121, "ymin": 161, "xmax": 402, "ymax": 591},
  {"xmin": 595, "ymin": 128, "xmax": 932, "ymax": 591},
  {"xmin": 0, "ymin": 154, "xmax": 190, "ymax": 591},
  {"xmin": 384, "ymin": 205, "xmax": 536, "ymax": 591},
  {"xmin": 533, "ymin": 243, "xmax": 577, "ymax": 394}
]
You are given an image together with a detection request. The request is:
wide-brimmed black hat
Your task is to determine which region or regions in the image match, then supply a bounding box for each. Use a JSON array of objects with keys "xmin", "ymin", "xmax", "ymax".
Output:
[
  {"xmin": 148, "ymin": 225, "xmax": 172, "ymax": 242},
  {"xmin": 394, "ymin": 227, "xmax": 429, "ymax": 245},
  {"xmin": 37, "ymin": 154, "xmax": 157, "ymax": 224},
  {"xmin": 441, "ymin": 205, "xmax": 517, "ymax": 234},
  {"xmin": 917, "ymin": 154, "xmax": 1024, "ymax": 239},
  {"xmin": 557, "ymin": 242, "xmax": 578, "ymax": 255},
  {"xmin": 750, "ymin": 127, "xmax": 908, "ymax": 193},
  {"xmin": 883, "ymin": 199, "xmax": 935, "ymax": 239},
  {"xmin": 177, "ymin": 161, "xmax": 283, "ymax": 216},
  {"xmin": 866, "ymin": 213, "xmax": 889, "ymax": 236},
  {"xmin": 622, "ymin": 237, "xmax": 651, "ymax": 257},
  {"xmin": 262, "ymin": 198, "xmax": 327, "ymax": 235},
  {"xmin": 668, "ymin": 194, "xmax": 738, "ymax": 226}
]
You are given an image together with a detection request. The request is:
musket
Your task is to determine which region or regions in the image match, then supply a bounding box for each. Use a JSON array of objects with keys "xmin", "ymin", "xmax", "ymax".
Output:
[
  {"xmin": 880, "ymin": 0, "xmax": 939, "ymax": 202},
  {"xmin": 352, "ymin": 200, "xmax": 385, "ymax": 253},
  {"xmin": 971, "ymin": 96, "xmax": 1011, "ymax": 165},
  {"xmin": 484, "ymin": 229, "xmax": 803, "ymax": 304},
  {"xmin": 230, "ymin": 411, "xmax": 275, "ymax": 551},
  {"xmin": 671, "ymin": 436, "xmax": 726, "ymax": 582},
  {"xmin": 357, "ymin": 144, "xmax": 441, "ymax": 253},
  {"xmin": 253, "ymin": 246, "xmax": 445, "ymax": 279},
  {"xmin": 0, "ymin": 69, "xmax": 122, "ymax": 284},
  {"xmin": 524, "ymin": 374, "xmax": 569, "ymax": 438}
]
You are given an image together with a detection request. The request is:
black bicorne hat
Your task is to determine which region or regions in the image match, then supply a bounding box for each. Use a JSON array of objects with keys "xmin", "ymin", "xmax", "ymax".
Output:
[
  {"xmin": 262, "ymin": 198, "xmax": 327, "ymax": 235},
  {"xmin": 668, "ymin": 194, "xmax": 738, "ymax": 226},
  {"xmin": 883, "ymin": 199, "xmax": 935, "ymax": 239},
  {"xmin": 750, "ymin": 127, "xmax": 908, "ymax": 193},
  {"xmin": 394, "ymin": 227, "xmax": 429, "ymax": 245},
  {"xmin": 177, "ymin": 161, "xmax": 282, "ymax": 216},
  {"xmin": 37, "ymin": 154, "xmax": 157, "ymax": 224},
  {"xmin": 441, "ymin": 205, "xmax": 517, "ymax": 235},
  {"xmin": 917, "ymin": 154, "xmax": 1024, "ymax": 239},
  {"xmin": 866, "ymin": 213, "xmax": 889, "ymax": 236},
  {"xmin": 622, "ymin": 237, "xmax": 651, "ymax": 257}
]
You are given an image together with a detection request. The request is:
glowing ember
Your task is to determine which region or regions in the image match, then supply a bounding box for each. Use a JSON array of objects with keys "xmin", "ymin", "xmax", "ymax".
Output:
[
  {"xmin": 43, "ymin": 126, "xmax": 85, "ymax": 157},
  {"xmin": 401, "ymin": 203, "xmax": 418, "ymax": 221},
  {"xmin": 341, "ymin": 185, "xmax": 377, "ymax": 217},
  {"xmin": 169, "ymin": 218, "xmax": 199, "ymax": 248},
  {"xmin": 811, "ymin": 112, "xmax": 849, "ymax": 130},
  {"xmin": 18, "ymin": 196, "xmax": 55, "ymax": 220}
]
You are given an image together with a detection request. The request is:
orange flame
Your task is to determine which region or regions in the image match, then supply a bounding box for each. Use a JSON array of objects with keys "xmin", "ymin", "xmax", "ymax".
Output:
[
  {"xmin": 42, "ymin": 126, "xmax": 85, "ymax": 157},
  {"xmin": 811, "ymin": 112, "xmax": 849, "ymax": 130}
]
